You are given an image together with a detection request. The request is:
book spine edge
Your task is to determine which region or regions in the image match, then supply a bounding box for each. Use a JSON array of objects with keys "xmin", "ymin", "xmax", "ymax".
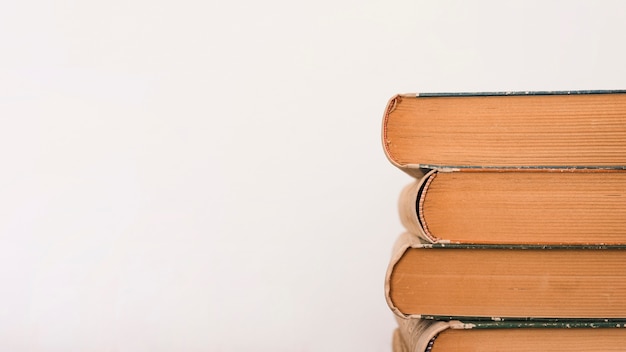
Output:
[{"xmin": 399, "ymin": 170, "xmax": 440, "ymax": 243}]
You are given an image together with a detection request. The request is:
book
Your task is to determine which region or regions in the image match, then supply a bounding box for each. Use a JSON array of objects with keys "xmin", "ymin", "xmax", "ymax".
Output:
[
  {"xmin": 399, "ymin": 169, "xmax": 626, "ymax": 245},
  {"xmin": 392, "ymin": 316, "xmax": 626, "ymax": 352},
  {"xmin": 382, "ymin": 90, "xmax": 626, "ymax": 176},
  {"xmin": 385, "ymin": 232, "xmax": 626, "ymax": 320}
]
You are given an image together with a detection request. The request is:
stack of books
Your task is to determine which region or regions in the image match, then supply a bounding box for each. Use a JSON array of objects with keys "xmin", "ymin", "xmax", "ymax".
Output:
[{"xmin": 381, "ymin": 91, "xmax": 626, "ymax": 351}]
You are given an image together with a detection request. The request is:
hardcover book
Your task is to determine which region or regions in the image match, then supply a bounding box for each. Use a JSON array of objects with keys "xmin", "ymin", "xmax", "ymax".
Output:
[
  {"xmin": 385, "ymin": 232, "xmax": 626, "ymax": 320},
  {"xmin": 392, "ymin": 316, "xmax": 626, "ymax": 352},
  {"xmin": 382, "ymin": 90, "xmax": 626, "ymax": 176},
  {"xmin": 399, "ymin": 169, "xmax": 626, "ymax": 245}
]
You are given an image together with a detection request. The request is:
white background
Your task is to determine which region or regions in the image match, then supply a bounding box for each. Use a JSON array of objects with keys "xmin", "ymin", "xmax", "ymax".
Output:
[{"xmin": 1, "ymin": 1, "xmax": 626, "ymax": 351}]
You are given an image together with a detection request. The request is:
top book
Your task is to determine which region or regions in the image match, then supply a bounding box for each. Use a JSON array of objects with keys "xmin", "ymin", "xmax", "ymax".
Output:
[{"xmin": 382, "ymin": 90, "xmax": 626, "ymax": 175}]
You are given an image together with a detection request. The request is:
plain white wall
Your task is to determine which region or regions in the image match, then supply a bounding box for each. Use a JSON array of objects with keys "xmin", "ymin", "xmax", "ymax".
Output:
[{"xmin": 2, "ymin": 0, "xmax": 626, "ymax": 350}]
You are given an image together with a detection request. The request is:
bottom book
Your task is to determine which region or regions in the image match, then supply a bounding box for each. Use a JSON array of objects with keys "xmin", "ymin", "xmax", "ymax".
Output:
[{"xmin": 392, "ymin": 317, "xmax": 626, "ymax": 352}]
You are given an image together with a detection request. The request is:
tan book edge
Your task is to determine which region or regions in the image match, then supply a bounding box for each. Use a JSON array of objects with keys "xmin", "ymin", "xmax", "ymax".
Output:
[
  {"xmin": 391, "ymin": 328, "xmax": 407, "ymax": 352},
  {"xmin": 398, "ymin": 169, "xmax": 436, "ymax": 242},
  {"xmin": 385, "ymin": 232, "xmax": 425, "ymax": 319},
  {"xmin": 381, "ymin": 94, "xmax": 430, "ymax": 179},
  {"xmin": 392, "ymin": 316, "xmax": 451, "ymax": 352}
]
